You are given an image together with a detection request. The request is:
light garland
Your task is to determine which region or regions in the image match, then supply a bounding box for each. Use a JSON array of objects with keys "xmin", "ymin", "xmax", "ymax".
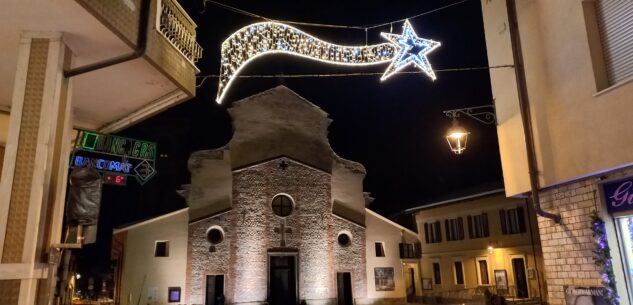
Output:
[
  {"xmin": 591, "ymin": 212, "xmax": 620, "ymax": 305},
  {"xmin": 216, "ymin": 20, "xmax": 440, "ymax": 103}
]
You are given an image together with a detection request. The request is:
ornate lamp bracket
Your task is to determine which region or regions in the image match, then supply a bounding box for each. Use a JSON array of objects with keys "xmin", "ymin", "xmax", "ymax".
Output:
[{"xmin": 443, "ymin": 104, "xmax": 496, "ymax": 125}]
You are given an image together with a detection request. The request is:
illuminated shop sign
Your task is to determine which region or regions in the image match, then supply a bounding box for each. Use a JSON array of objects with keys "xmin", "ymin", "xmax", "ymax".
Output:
[
  {"xmin": 72, "ymin": 155, "xmax": 133, "ymax": 174},
  {"xmin": 602, "ymin": 176, "xmax": 633, "ymax": 214},
  {"xmin": 71, "ymin": 129, "xmax": 157, "ymax": 185}
]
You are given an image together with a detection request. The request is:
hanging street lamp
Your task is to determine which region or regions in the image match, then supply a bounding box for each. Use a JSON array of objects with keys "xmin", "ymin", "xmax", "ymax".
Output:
[{"xmin": 443, "ymin": 105, "xmax": 496, "ymax": 155}]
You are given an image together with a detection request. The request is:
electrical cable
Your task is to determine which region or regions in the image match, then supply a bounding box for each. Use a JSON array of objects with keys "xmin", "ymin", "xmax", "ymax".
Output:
[
  {"xmin": 202, "ymin": 0, "xmax": 472, "ymax": 30},
  {"xmin": 196, "ymin": 65, "xmax": 514, "ymax": 88}
]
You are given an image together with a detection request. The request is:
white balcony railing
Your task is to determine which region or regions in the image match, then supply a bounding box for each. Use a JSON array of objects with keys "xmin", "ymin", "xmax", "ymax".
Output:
[{"xmin": 157, "ymin": 0, "xmax": 203, "ymax": 64}]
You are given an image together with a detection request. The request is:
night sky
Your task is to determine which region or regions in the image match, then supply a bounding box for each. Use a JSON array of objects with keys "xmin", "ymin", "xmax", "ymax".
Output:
[{"xmin": 77, "ymin": 0, "xmax": 503, "ymax": 278}]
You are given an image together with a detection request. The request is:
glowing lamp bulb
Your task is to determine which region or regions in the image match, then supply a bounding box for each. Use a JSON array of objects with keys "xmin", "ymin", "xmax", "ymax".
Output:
[{"xmin": 445, "ymin": 119, "xmax": 469, "ymax": 155}]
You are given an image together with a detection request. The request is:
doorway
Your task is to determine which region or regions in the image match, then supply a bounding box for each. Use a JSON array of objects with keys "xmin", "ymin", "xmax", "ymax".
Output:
[
  {"xmin": 269, "ymin": 255, "xmax": 298, "ymax": 305},
  {"xmin": 407, "ymin": 268, "xmax": 416, "ymax": 296},
  {"xmin": 205, "ymin": 274, "xmax": 224, "ymax": 305},
  {"xmin": 337, "ymin": 272, "xmax": 353, "ymax": 305},
  {"xmin": 512, "ymin": 258, "xmax": 528, "ymax": 298}
]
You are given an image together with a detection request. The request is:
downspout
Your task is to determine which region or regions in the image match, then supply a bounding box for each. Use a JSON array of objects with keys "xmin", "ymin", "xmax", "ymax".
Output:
[
  {"xmin": 506, "ymin": 0, "xmax": 561, "ymax": 223},
  {"xmin": 64, "ymin": 0, "xmax": 151, "ymax": 78}
]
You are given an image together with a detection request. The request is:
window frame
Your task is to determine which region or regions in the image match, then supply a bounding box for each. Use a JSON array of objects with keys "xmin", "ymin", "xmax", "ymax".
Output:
[
  {"xmin": 375, "ymin": 241, "xmax": 386, "ymax": 257},
  {"xmin": 476, "ymin": 257, "xmax": 490, "ymax": 286},
  {"xmin": 271, "ymin": 193, "xmax": 295, "ymax": 218},
  {"xmin": 431, "ymin": 259, "xmax": 442, "ymax": 285},
  {"xmin": 452, "ymin": 258, "xmax": 465, "ymax": 285},
  {"xmin": 424, "ymin": 220, "xmax": 442, "ymax": 244},
  {"xmin": 154, "ymin": 240, "xmax": 169, "ymax": 257}
]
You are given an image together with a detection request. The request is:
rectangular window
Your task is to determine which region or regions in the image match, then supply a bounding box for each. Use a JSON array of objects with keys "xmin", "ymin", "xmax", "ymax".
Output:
[
  {"xmin": 432, "ymin": 262, "xmax": 442, "ymax": 285},
  {"xmin": 424, "ymin": 221, "xmax": 442, "ymax": 243},
  {"xmin": 500, "ymin": 207, "xmax": 526, "ymax": 235},
  {"xmin": 375, "ymin": 242, "xmax": 385, "ymax": 257},
  {"xmin": 595, "ymin": 1, "xmax": 633, "ymax": 85},
  {"xmin": 468, "ymin": 213, "xmax": 490, "ymax": 239},
  {"xmin": 477, "ymin": 258, "xmax": 490, "ymax": 285},
  {"xmin": 453, "ymin": 261, "xmax": 464, "ymax": 285},
  {"xmin": 445, "ymin": 217, "xmax": 464, "ymax": 241},
  {"xmin": 155, "ymin": 241, "xmax": 169, "ymax": 257}
]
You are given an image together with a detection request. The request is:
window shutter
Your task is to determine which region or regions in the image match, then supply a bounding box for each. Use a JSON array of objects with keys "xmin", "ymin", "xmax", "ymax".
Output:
[
  {"xmin": 435, "ymin": 221, "xmax": 442, "ymax": 242},
  {"xmin": 445, "ymin": 220, "xmax": 450, "ymax": 241},
  {"xmin": 483, "ymin": 213, "xmax": 490, "ymax": 237},
  {"xmin": 457, "ymin": 217, "xmax": 464, "ymax": 240},
  {"xmin": 414, "ymin": 242, "xmax": 422, "ymax": 258},
  {"xmin": 596, "ymin": 1, "xmax": 633, "ymax": 85},
  {"xmin": 517, "ymin": 206, "xmax": 526, "ymax": 233},
  {"xmin": 424, "ymin": 223, "xmax": 430, "ymax": 243},
  {"xmin": 500, "ymin": 210, "xmax": 508, "ymax": 235},
  {"xmin": 467, "ymin": 216, "xmax": 474, "ymax": 239}
]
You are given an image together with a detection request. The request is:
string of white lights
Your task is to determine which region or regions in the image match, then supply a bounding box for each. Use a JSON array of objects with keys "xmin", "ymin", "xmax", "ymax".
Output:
[
  {"xmin": 197, "ymin": 65, "xmax": 515, "ymax": 88},
  {"xmin": 215, "ymin": 20, "xmax": 441, "ymax": 103},
  {"xmin": 202, "ymin": 0, "xmax": 472, "ymax": 30}
]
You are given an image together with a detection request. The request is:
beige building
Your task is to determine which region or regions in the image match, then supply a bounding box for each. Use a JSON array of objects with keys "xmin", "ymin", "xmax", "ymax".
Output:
[
  {"xmin": 411, "ymin": 191, "xmax": 545, "ymax": 303},
  {"xmin": 0, "ymin": 0, "xmax": 200, "ymax": 304},
  {"xmin": 112, "ymin": 86, "xmax": 423, "ymax": 305},
  {"xmin": 480, "ymin": 0, "xmax": 633, "ymax": 304}
]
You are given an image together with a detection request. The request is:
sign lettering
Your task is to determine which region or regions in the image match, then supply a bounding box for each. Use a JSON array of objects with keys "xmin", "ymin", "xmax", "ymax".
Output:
[
  {"xmin": 71, "ymin": 129, "xmax": 157, "ymax": 185},
  {"xmin": 602, "ymin": 177, "xmax": 633, "ymax": 214}
]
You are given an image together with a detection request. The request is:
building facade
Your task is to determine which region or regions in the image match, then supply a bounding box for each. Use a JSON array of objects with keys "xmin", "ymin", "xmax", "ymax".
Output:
[
  {"xmin": 412, "ymin": 191, "xmax": 545, "ymax": 303},
  {"xmin": 113, "ymin": 86, "xmax": 422, "ymax": 305},
  {"xmin": 0, "ymin": 0, "xmax": 200, "ymax": 304},
  {"xmin": 480, "ymin": 0, "xmax": 633, "ymax": 304}
]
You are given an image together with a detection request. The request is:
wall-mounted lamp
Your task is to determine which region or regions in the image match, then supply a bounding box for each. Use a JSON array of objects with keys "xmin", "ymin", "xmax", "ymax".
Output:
[
  {"xmin": 487, "ymin": 246, "xmax": 494, "ymax": 253},
  {"xmin": 443, "ymin": 105, "xmax": 496, "ymax": 155}
]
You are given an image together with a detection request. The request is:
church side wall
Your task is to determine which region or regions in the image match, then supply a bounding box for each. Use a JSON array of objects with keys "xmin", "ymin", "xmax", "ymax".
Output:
[
  {"xmin": 187, "ymin": 212, "xmax": 232, "ymax": 305},
  {"xmin": 332, "ymin": 217, "xmax": 367, "ymax": 302}
]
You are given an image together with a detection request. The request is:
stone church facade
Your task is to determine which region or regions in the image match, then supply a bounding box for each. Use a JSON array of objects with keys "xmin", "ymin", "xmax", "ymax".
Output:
[{"xmin": 112, "ymin": 86, "xmax": 421, "ymax": 305}]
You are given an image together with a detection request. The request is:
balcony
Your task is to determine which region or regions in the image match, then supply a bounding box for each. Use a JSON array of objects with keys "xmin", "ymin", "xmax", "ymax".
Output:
[
  {"xmin": 0, "ymin": 0, "xmax": 201, "ymax": 132},
  {"xmin": 399, "ymin": 242, "xmax": 422, "ymax": 259}
]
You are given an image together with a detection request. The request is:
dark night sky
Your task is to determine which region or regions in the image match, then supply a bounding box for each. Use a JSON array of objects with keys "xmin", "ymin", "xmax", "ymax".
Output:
[{"xmin": 78, "ymin": 0, "xmax": 503, "ymax": 277}]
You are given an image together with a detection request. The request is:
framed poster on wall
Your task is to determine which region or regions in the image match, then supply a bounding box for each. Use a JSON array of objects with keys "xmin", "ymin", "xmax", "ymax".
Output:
[
  {"xmin": 494, "ymin": 270, "xmax": 508, "ymax": 290},
  {"xmin": 374, "ymin": 267, "xmax": 395, "ymax": 291}
]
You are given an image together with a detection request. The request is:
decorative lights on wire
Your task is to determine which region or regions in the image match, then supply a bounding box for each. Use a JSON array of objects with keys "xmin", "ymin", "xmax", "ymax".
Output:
[
  {"xmin": 216, "ymin": 20, "xmax": 440, "ymax": 103},
  {"xmin": 591, "ymin": 211, "xmax": 620, "ymax": 305}
]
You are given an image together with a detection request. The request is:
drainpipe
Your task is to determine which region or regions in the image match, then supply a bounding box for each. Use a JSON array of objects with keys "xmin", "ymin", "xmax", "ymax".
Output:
[
  {"xmin": 64, "ymin": 0, "xmax": 151, "ymax": 78},
  {"xmin": 505, "ymin": 0, "xmax": 561, "ymax": 223}
]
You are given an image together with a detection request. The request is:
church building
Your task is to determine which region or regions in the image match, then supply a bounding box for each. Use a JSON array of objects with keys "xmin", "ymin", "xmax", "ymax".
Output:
[{"xmin": 111, "ymin": 86, "xmax": 422, "ymax": 305}]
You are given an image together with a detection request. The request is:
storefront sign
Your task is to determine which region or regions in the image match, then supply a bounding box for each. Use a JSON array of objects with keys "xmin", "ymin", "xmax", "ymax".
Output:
[
  {"xmin": 602, "ymin": 176, "xmax": 633, "ymax": 214},
  {"xmin": 564, "ymin": 286, "xmax": 607, "ymax": 305},
  {"xmin": 71, "ymin": 129, "xmax": 157, "ymax": 185}
]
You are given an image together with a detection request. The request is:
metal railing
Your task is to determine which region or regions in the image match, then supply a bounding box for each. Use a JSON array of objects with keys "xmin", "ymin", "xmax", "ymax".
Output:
[{"xmin": 158, "ymin": 0, "xmax": 203, "ymax": 64}]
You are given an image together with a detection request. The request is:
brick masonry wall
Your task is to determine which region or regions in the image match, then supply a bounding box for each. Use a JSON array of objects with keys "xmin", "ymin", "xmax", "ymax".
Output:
[
  {"xmin": 537, "ymin": 166, "xmax": 633, "ymax": 305},
  {"xmin": 187, "ymin": 157, "xmax": 369, "ymax": 304},
  {"xmin": 332, "ymin": 217, "xmax": 367, "ymax": 300},
  {"xmin": 188, "ymin": 212, "xmax": 232, "ymax": 305}
]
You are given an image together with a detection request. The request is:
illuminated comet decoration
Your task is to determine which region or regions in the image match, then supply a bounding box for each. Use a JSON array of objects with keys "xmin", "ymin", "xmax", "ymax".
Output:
[{"xmin": 216, "ymin": 20, "xmax": 441, "ymax": 103}]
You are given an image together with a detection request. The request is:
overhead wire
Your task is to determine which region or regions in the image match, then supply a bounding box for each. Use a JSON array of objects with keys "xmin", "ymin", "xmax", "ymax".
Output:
[
  {"xmin": 202, "ymin": 0, "xmax": 472, "ymax": 30},
  {"xmin": 196, "ymin": 65, "xmax": 514, "ymax": 88}
]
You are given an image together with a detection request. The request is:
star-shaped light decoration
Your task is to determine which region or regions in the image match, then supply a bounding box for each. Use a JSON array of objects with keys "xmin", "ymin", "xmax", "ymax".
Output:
[{"xmin": 380, "ymin": 20, "xmax": 441, "ymax": 81}]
